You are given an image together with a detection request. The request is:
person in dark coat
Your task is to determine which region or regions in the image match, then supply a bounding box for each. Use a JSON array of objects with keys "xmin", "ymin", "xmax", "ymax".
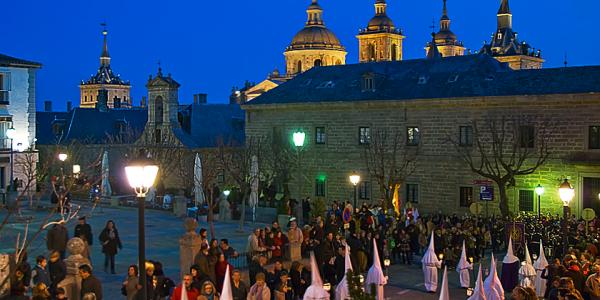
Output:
[
  {"xmin": 74, "ymin": 216, "xmax": 93, "ymax": 257},
  {"xmin": 193, "ymin": 244, "xmax": 212, "ymax": 283},
  {"xmin": 48, "ymin": 251, "xmax": 66, "ymax": 294},
  {"xmin": 79, "ymin": 264, "xmax": 102, "ymax": 300},
  {"xmin": 248, "ymin": 255, "xmax": 268, "ymax": 286},
  {"xmin": 31, "ymin": 255, "xmax": 51, "ymax": 288},
  {"xmin": 99, "ymin": 220, "xmax": 122, "ymax": 274},
  {"xmin": 47, "ymin": 222, "xmax": 68, "ymax": 259},
  {"xmin": 231, "ymin": 269, "xmax": 248, "ymax": 300}
]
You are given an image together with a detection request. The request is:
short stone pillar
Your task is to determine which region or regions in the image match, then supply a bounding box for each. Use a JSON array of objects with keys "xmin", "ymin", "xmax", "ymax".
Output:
[
  {"xmin": 219, "ymin": 198, "xmax": 231, "ymax": 221},
  {"xmin": 57, "ymin": 237, "xmax": 92, "ymax": 300},
  {"xmin": 179, "ymin": 218, "xmax": 202, "ymax": 280},
  {"xmin": 173, "ymin": 196, "xmax": 187, "ymax": 217}
]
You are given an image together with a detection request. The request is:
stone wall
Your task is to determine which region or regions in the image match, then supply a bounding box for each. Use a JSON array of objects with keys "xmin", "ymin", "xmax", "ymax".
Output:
[{"xmin": 244, "ymin": 93, "xmax": 600, "ymax": 215}]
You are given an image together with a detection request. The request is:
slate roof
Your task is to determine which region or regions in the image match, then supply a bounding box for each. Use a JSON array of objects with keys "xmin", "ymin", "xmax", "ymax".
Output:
[
  {"xmin": 36, "ymin": 108, "xmax": 147, "ymax": 145},
  {"xmin": 244, "ymin": 54, "xmax": 600, "ymax": 106},
  {"xmin": 0, "ymin": 53, "xmax": 42, "ymax": 68},
  {"xmin": 82, "ymin": 64, "xmax": 129, "ymax": 85},
  {"xmin": 184, "ymin": 103, "xmax": 245, "ymax": 148}
]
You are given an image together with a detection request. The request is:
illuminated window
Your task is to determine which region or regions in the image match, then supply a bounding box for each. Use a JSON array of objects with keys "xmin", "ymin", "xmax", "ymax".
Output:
[
  {"xmin": 518, "ymin": 190, "xmax": 534, "ymax": 212},
  {"xmin": 406, "ymin": 127, "xmax": 420, "ymax": 146},
  {"xmin": 314, "ymin": 59, "xmax": 322, "ymax": 67},
  {"xmin": 359, "ymin": 127, "xmax": 371, "ymax": 145},
  {"xmin": 315, "ymin": 127, "xmax": 326, "ymax": 144},
  {"xmin": 0, "ymin": 73, "xmax": 10, "ymax": 104}
]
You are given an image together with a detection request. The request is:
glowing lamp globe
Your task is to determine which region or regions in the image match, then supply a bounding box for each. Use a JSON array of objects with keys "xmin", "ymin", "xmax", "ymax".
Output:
[
  {"xmin": 58, "ymin": 153, "xmax": 68, "ymax": 162},
  {"xmin": 125, "ymin": 160, "xmax": 159, "ymax": 197},
  {"xmin": 535, "ymin": 184, "xmax": 544, "ymax": 196},
  {"xmin": 292, "ymin": 131, "xmax": 305, "ymax": 147},
  {"xmin": 5, "ymin": 127, "xmax": 16, "ymax": 139},
  {"xmin": 558, "ymin": 179, "xmax": 574, "ymax": 206},
  {"xmin": 223, "ymin": 190, "xmax": 231, "ymax": 196},
  {"xmin": 349, "ymin": 171, "xmax": 360, "ymax": 186}
]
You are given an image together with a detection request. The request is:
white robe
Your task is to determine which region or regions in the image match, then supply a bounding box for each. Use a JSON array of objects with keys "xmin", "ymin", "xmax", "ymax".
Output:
[
  {"xmin": 534, "ymin": 269, "xmax": 546, "ymax": 297},
  {"xmin": 423, "ymin": 265, "xmax": 440, "ymax": 292},
  {"xmin": 459, "ymin": 268, "xmax": 471, "ymax": 288}
]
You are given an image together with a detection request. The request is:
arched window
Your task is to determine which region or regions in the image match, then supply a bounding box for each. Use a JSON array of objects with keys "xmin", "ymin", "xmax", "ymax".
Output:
[
  {"xmin": 297, "ymin": 60, "xmax": 303, "ymax": 73},
  {"xmin": 368, "ymin": 44, "xmax": 376, "ymax": 61},
  {"xmin": 335, "ymin": 59, "xmax": 342, "ymax": 65},
  {"xmin": 154, "ymin": 96, "xmax": 164, "ymax": 124},
  {"xmin": 314, "ymin": 59, "xmax": 322, "ymax": 67},
  {"xmin": 391, "ymin": 44, "xmax": 398, "ymax": 61}
]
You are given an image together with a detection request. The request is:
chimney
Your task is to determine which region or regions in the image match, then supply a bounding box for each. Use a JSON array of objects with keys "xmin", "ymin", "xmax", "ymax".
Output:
[
  {"xmin": 140, "ymin": 96, "xmax": 147, "ymax": 108},
  {"xmin": 193, "ymin": 93, "xmax": 207, "ymax": 104},
  {"xmin": 66, "ymin": 101, "xmax": 72, "ymax": 112},
  {"xmin": 44, "ymin": 101, "xmax": 52, "ymax": 112},
  {"xmin": 113, "ymin": 96, "xmax": 122, "ymax": 109},
  {"xmin": 95, "ymin": 89, "xmax": 109, "ymax": 112}
]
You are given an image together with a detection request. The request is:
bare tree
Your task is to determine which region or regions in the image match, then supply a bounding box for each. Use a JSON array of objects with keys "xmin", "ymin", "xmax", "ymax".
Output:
[
  {"xmin": 449, "ymin": 115, "xmax": 553, "ymax": 216},
  {"xmin": 363, "ymin": 128, "xmax": 419, "ymax": 209}
]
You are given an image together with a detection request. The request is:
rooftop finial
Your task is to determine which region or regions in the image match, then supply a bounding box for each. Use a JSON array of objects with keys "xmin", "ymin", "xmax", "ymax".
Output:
[
  {"xmin": 498, "ymin": 0, "xmax": 511, "ymax": 15},
  {"xmin": 157, "ymin": 60, "xmax": 163, "ymax": 77},
  {"xmin": 442, "ymin": 0, "xmax": 448, "ymax": 18}
]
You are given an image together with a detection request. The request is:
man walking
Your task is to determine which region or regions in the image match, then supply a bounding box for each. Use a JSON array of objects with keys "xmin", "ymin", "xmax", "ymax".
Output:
[{"xmin": 79, "ymin": 264, "xmax": 102, "ymax": 300}]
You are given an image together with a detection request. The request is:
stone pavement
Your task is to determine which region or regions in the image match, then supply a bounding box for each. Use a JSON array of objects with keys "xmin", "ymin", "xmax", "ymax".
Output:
[{"xmin": 1, "ymin": 203, "xmax": 508, "ymax": 299}]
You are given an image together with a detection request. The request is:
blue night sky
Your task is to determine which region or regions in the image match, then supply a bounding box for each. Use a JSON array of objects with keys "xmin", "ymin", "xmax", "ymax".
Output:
[{"xmin": 1, "ymin": 0, "xmax": 597, "ymax": 111}]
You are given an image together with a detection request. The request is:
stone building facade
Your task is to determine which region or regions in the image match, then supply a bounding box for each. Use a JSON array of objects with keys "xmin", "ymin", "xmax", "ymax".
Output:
[{"xmin": 243, "ymin": 54, "xmax": 600, "ymax": 216}]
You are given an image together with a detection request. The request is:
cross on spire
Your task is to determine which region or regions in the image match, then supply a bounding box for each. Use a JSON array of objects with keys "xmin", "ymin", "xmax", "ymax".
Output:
[{"xmin": 430, "ymin": 18, "xmax": 436, "ymax": 33}]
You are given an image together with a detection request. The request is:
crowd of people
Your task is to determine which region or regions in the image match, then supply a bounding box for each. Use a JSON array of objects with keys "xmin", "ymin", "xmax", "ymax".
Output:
[{"xmin": 12, "ymin": 197, "xmax": 600, "ymax": 300}]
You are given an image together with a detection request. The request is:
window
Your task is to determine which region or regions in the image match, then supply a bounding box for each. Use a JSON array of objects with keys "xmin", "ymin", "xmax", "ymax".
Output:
[
  {"xmin": 406, "ymin": 184, "xmax": 419, "ymax": 203},
  {"xmin": 155, "ymin": 129, "xmax": 162, "ymax": 144},
  {"xmin": 359, "ymin": 127, "xmax": 371, "ymax": 145},
  {"xmin": 391, "ymin": 44, "xmax": 398, "ymax": 61},
  {"xmin": 0, "ymin": 120, "xmax": 10, "ymax": 149},
  {"xmin": 296, "ymin": 61, "xmax": 303, "ymax": 73},
  {"xmin": 317, "ymin": 81, "xmax": 335, "ymax": 89},
  {"xmin": 315, "ymin": 127, "xmax": 326, "ymax": 144},
  {"xmin": 417, "ymin": 76, "xmax": 428, "ymax": 84},
  {"xmin": 315, "ymin": 178, "xmax": 326, "ymax": 197},
  {"xmin": 368, "ymin": 44, "xmax": 376, "ymax": 61},
  {"xmin": 519, "ymin": 125, "xmax": 535, "ymax": 148},
  {"xmin": 363, "ymin": 77, "xmax": 374, "ymax": 91},
  {"xmin": 154, "ymin": 96, "xmax": 164, "ymax": 124},
  {"xmin": 406, "ymin": 127, "xmax": 420, "ymax": 146},
  {"xmin": 51, "ymin": 120, "xmax": 65, "ymax": 137},
  {"xmin": 497, "ymin": 33, "xmax": 503, "ymax": 40},
  {"xmin": 518, "ymin": 190, "xmax": 534, "ymax": 212},
  {"xmin": 217, "ymin": 169, "xmax": 225, "ymax": 184},
  {"xmin": 589, "ymin": 126, "xmax": 600, "ymax": 149},
  {"xmin": 459, "ymin": 187, "xmax": 474, "ymax": 207},
  {"xmin": 359, "ymin": 181, "xmax": 371, "ymax": 200},
  {"xmin": 0, "ymin": 73, "xmax": 10, "ymax": 104},
  {"xmin": 314, "ymin": 59, "xmax": 322, "ymax": 67},
  {"xmin": 459, "ymin": 126, "xmax": 473, "ymax": 146}
]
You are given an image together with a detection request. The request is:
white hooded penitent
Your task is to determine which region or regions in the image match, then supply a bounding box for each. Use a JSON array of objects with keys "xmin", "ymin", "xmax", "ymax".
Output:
[
  {"xmin": 366, "ymin": 240, "xmax": 387, "ymax": 300},
  {"xmin": 484, "ymin": 253, "xmax": 505, "ymax": 300},
  {"xmin": 468, "ymin": 264, "xmax": 487, "ymax": 300},
  {"xmin": 304, "ymin": 252, "xmax": 329, "ymax": 300},
  {"xmin": 421, "ymin": 233, "xmax": 441, "ymax": 292},
  {"xmin": 456, "ymin": 240, "xmax": 473, "ymax": 288},
  {"xmin": 533, "ymin": 240, "xmax": 549, "ymax": 297},
  {"xmin": 518, "ymin": 243, "xmax": 536, "ymax": 288},
  {"xmin": 438, "ymin": 266, "xmax": 449, "ymax": 300},
  {"xmin": 335, "ymin": 245, "xmax": 352, "ymax": 300}
]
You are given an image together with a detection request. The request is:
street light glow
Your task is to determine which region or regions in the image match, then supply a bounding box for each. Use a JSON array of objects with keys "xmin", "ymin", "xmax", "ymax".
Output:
[
  {"xmin": 559, "ymin": 179, "xmax": 574, "ymax": 206},
  {"xmin": 223, "ymin": 190, "xmax": 231, "ymax": 196},
  {"xmin": 535, "ymin": 184, "xmax": 544, "ymax": 196},
  {"xmin": 292, "ymin": 131, "xmax": 305, "ymax": 147},
  {"xmin": 58, "ymin": 153, "xmax": 68, "ymax": 162},
  {"xmin": 125, "ymin": 160, "xmax": 159, "ymax": 197},
  {"xmin": 5, "ymin": 127, "xmax": 16, "ymax": 139},
  {"xmin": 349, "ymin": 171, "xmax": 360, "ymax": 186}
]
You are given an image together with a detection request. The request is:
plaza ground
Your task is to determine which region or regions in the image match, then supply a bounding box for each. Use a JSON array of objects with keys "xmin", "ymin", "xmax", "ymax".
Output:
[{"xmin": 0, "ymin": 202, "xmax": 506, "ymax": 299}]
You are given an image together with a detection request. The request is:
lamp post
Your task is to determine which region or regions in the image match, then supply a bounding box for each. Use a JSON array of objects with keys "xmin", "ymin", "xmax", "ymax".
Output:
[
  {"xmin": 6, "ymin": 127, "xmax": 15, "ymax": 191},
  {"xmin": 292, "ymin": 130, "xmax": 305, "ymax": 199},
  {"xmin": 383, "ymin": 258, "xmax": 391, "ymax": 279},
  {"xmin": 535, "ymin": 184, "xmax": 544, "ymax": 219},
  {"xmin": 559, "ymin": 179, "xmax": 574, "ymax": 256},
  {"xmin": 125, "ymin": 159, "xmax": 159, "ymax": 300},
  {"xmin": 349, "ymin": 171, "xmax": 360, "ymax": 209}
]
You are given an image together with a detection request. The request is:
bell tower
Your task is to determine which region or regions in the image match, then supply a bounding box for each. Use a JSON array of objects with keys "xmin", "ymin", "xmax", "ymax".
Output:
[
  {"xmin": 357, "ymin": 0, "xmax": 404, "ymax": 62},
  {"xmin": 145, "ymin": 66, "xmax": 180, "ymax": 144},
  {"xmin": 425, "ymin": 0, "xmax": 465, "ymax": 57}
]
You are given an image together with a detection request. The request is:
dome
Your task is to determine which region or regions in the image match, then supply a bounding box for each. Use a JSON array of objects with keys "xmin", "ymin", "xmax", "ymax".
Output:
[
  {"xmin": 367, "ymin": 15, "xmax": 395, "ymax": 31},
  {"xmin": 287, "ymin": 26, "xmax": 345, "ymax": 51},
  {"xmin": 435, "ymin": 29, "xmax": 457, "ymax": 42}
]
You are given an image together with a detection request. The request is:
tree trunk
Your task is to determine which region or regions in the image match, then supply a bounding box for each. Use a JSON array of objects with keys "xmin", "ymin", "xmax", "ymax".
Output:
[
  {"xmin": 208, "ymin": 188, "xmax": 216, "ymax": 240},
  {"xmin": 238, "ymin": 187, "xmax": 248, "ymax": 231},
  {"xmin": 497, "ymin": 183, "xmax": 510, "ymax": 217}
]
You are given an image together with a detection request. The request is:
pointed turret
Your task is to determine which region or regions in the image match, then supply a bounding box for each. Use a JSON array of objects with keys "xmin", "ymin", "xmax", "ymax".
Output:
[
  {"xmin": 498, "ymin": 0, "xmax": 511, "ymax": 15},
  {"xmin": 100, "ymin": 25, "xmax": 110, "ymax": 66},
  {"xmin": 426, "ymin": 0, "xmax": 464, "ymax": 57},
  {"xmin": 440, "ymin": 0, "xmax": 450, "ymax": 30},
  {"xmin": 497, "ymin": 0, "xmax": 512, "ymax": 30}
]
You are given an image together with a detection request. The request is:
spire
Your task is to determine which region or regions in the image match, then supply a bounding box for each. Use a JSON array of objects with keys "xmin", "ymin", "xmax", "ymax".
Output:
[
  {"xmin": 100, "ymin": 23, "xmax": 110, "ymax": 66},
  {"xmin": 440, "ymin": 0, "xmax": 450, "ymax": 31},
  {"xmin": 427, "ymin": 33, "xmax": 442, "ymax": 59},
  {"xmin": 306, "ymin": 0, "xmax": 324, "ymax": 27},
  {"xmin": 498, "ymin": 0, "xmax": 511, "ymax": 15}
]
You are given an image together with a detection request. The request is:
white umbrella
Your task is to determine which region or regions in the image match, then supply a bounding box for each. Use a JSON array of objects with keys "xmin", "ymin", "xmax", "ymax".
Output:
[
  {"xmin": 194, "ymin": 153, "xmax": 205, "ymax": 206},
  {"xmin": 101, "ymin": 150, "xmax": 112, "ymax": 198},
  {"xmin": 304, "ymin": 252, "xmax": 329, "ymax": 300},
  {"xmin": 335, "ymin": 245, "xmax": 352, "ymax": 300},
  {"xmin": 249, "ymin": 155, "xmax": 259, "ymax": 222},
  {"xmin": 220, "ymin": 265, "xmax": 233, "ymax": 300},
  {"xmin": 439, "ymin": 266, "xmax": 449, "ymax": 300},
  {"xmin": 534, "ymin": 240, "xmax": 549, "ymax": 297},
  {"xmin": 468, "ymin": 264, "xmax": 487, "ymax": 300},
  {"xmin": 366, "ymin": 240, "xmax": 387, "ymax": 300}
]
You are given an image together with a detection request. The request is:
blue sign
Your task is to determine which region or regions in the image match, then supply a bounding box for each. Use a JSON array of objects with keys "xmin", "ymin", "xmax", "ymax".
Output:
[
  {"xmin": 480, "ymin": 186, "xmax": 494, "ymax": 201},
  {"xmin": 343, "ymin": 207, "xmax": 352, "ymax": 223}
]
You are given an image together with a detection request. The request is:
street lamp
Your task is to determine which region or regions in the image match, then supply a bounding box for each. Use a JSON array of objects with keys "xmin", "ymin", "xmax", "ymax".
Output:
[
  {"xmin": 535, "ymin": 184, "xmax": 544, "ymax": 219},
  {"xmin": 125, "ymin": 158, "xmax": 159, "ymax": 300},
  {"xmin": 383, "ymin": 258, "xmax": 391, "ymax": 279},
  {"xmin": 292, "ymin": 131, "xmax": 305, "ymax": 148},
  {"xmin": 349, "ymin": 171, "xmax": 360, "ymax": 208},
  {"xmin": 58, "ymin": 153, "xmax": 68, "ymax": 162},
  {"xmin": 5, "ymin": 127, "xmax": 15, "ymax": 191},
  {"xmin": 558, "ymin": 179, "xmax": 574, "ymax": 256},
  {"xmin": 223, "ymin": 190, "xmax": 231, "ymax": 197},
  {"xmin": 292, "ymin": 130, "xmax": 305, "ymax": 200}
]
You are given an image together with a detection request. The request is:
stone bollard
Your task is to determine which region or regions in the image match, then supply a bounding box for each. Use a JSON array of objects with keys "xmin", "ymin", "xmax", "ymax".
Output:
[
  {"xmin": 57, "ymin": 237, "xmax": 92, "ymax": 300},
  {"xmin": 179, "ymin": 218, "xmax": 202, "ymax": 280}
]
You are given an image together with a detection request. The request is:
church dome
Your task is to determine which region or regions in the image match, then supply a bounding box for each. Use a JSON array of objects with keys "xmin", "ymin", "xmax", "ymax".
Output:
[
  {"xmin": 288, "ymin": 26, "xmax": 344, "ymax": 51},
  {"xmin": 367, "ymin": 15, "xmax": 395, "ymax": 31},
  {"xmin": 435, "ymin": 29, "xmax": 457, "ymax": 42}
]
